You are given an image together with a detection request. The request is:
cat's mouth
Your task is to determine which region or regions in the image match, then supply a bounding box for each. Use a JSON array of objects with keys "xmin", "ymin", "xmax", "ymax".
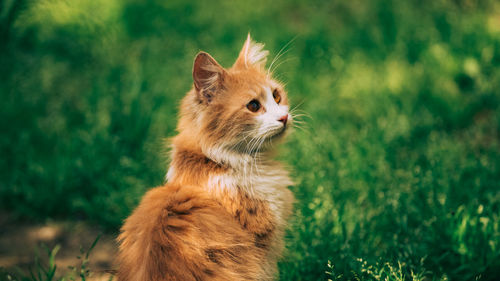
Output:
[
  {"xmin": 237, "ymin": 124, "xmax": 289, "ymax": 154},
  {"xmin": 269, "ymin": 125, "xmax": 288, "ymax": 139}
]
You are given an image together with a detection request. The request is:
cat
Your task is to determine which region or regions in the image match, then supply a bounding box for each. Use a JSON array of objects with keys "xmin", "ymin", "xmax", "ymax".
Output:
[{"xmin": 117, "ymin": 34, "xmax": 295, "ymax": 281}]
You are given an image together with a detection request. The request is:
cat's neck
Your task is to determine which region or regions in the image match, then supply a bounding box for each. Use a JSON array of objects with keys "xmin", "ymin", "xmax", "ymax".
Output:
[
  {"xmin": 166, "ymin": 131, "xmax": 291, "ymax": 196},
  {"xmin": 166, "ymin": 142, "xmax": 280, "ymax": 188},
  {"xmin": 203, "ymin": 145, "xmax": 268, "ymax": 171},
  {"xmin": 168, "ymin": 143, "xmax": 265, "ymax": 175}
]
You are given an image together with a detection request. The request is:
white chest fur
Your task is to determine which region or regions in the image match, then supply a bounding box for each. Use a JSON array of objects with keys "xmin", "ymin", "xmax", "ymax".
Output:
[{"xmin": 207, "ymin": 162, "xmax": 294, "ymax": 229}]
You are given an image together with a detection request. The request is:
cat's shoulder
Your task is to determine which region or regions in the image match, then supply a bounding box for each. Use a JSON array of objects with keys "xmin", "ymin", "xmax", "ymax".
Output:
[{"xmin": 121, "ymin": 184, "xmax": 226, "ymax": 233}]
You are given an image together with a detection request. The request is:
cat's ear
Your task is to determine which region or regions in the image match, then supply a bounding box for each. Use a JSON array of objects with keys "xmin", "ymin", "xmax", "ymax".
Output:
[
  {"xmin": 234, "ymin": 34, "xmax": 269, "ymax": 69},
  {"xmin": 193, "ymin": 52, "xmax": 226, "ymax": 103}
]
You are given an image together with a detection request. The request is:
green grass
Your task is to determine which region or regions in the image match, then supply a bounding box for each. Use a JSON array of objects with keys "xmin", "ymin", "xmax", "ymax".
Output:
[
  {"xmin": 0, "ymin": 237, "xmax": 103, "ymax": 281},
  {"xmin": 1, "ymin": 0, "xmax": 500, "ymax": 280}
]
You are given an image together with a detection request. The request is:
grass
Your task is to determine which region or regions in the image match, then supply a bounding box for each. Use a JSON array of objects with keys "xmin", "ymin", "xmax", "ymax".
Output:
[
  {"xmin": 1, "ymin": 0, "xmax": 500, "ymax": 280},
  {"xmin": 0, "ymin": 237, "xmax": 104, "ymax": 281}
]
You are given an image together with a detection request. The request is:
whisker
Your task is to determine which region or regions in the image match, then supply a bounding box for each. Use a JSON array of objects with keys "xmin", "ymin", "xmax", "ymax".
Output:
[
  {"xmin": 267, "ymin": 35, "xmax": 298, "ymax": 76},
  {"xmin": 290, "ymin": 99, "xmax": 305, "ymax": 112},
  {"xmin": 290, "ymin": 109, "xmax": 313, "ymax": 120},
  {"xmin": 269, "ymin": 49, "xmax": 292, "ymax": 74},
  {"xmin": 269, "ymin": 57, "xmax": 297, "ymax": 75}
]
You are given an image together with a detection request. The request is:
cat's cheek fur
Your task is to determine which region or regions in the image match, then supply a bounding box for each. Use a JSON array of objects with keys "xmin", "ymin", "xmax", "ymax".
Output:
[{"xmin": 200, "ymin": 104, "xmax": 252, "ymax": 149}]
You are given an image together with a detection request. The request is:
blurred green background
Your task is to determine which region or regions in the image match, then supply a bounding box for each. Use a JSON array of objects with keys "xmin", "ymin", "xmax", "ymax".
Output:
[{"xmin": 1, "ymin": 0, "xmax": 500, "ymax": 280}]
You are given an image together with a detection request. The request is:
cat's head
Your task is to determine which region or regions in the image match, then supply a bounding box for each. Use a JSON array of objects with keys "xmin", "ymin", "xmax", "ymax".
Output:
[{"xmin": 177, "ymin": 35, "xmax": 291, "ymax": 162}]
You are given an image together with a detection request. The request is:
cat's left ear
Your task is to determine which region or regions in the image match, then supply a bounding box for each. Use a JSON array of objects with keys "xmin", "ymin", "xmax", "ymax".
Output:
[
  {"xmin": 193, "ymin": 52, "xmax": 226, "ymax": 103},
  {"xmin": 234, "ymin": 34, "xmax": 269, "ymax": 69}
]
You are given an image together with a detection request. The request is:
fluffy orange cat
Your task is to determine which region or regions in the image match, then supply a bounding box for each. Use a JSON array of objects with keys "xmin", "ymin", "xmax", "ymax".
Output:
[{"xmin": 117, "ymin": 35, "xmax": 295, "ymax": 281}]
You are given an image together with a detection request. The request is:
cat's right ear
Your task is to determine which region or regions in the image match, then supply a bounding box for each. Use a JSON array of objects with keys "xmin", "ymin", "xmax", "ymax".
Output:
[{"xmin": 193, "ymin": 52, "xmax": 225, "ymax": 103}]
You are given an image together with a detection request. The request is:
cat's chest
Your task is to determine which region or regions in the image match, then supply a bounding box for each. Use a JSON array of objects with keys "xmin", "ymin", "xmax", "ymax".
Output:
[
  {"xmin": 250, "ymin": 171, "xmax": 294, "ymax": 225},
  {"xmin": 209, "ymin": 166, "xmax": 294, "ymax": 230}
]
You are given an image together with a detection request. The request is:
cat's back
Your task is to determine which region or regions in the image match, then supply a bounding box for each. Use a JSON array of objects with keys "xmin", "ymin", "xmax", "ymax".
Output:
[{"xmin": 117, "ymin": 184, "xmax": 262, "ymax": 281}]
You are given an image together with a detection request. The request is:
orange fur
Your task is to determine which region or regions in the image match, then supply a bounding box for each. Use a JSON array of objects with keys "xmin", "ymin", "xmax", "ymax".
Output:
[{"xmin": 117, "ymin": 35, "xmax": 294, "ymax": 281}]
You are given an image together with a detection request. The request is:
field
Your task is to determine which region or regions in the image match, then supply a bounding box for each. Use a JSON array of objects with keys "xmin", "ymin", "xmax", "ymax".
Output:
[{"xmin": 1, "ymin": 0, "xmax": 500, "ymax": 280}]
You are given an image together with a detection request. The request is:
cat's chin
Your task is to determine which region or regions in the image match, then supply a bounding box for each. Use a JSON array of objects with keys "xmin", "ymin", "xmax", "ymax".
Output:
[{"xmin": 269, "ymin": 126, "xmax": 289, "ymax": 140}]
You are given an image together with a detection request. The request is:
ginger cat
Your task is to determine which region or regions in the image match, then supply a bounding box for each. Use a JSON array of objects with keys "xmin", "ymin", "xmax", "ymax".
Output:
[{"xmin": 117, "ymin": 35, "xmax": 295, "ymax": 281}]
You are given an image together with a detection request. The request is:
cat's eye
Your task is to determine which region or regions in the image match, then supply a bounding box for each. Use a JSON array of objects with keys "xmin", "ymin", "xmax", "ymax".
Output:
[
  {"xmin": 247, "ymin": 100, "xmax": 261, "ymax": 112},
  {"xmin": 273, "ymin": 89, "xmax": 281, "ymax": 104}
]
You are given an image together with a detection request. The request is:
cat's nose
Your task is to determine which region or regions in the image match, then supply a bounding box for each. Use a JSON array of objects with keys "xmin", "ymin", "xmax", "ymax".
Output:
[{"xmin": 278, "ymin": 114, "xmax": 288, "ymax": 126}]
